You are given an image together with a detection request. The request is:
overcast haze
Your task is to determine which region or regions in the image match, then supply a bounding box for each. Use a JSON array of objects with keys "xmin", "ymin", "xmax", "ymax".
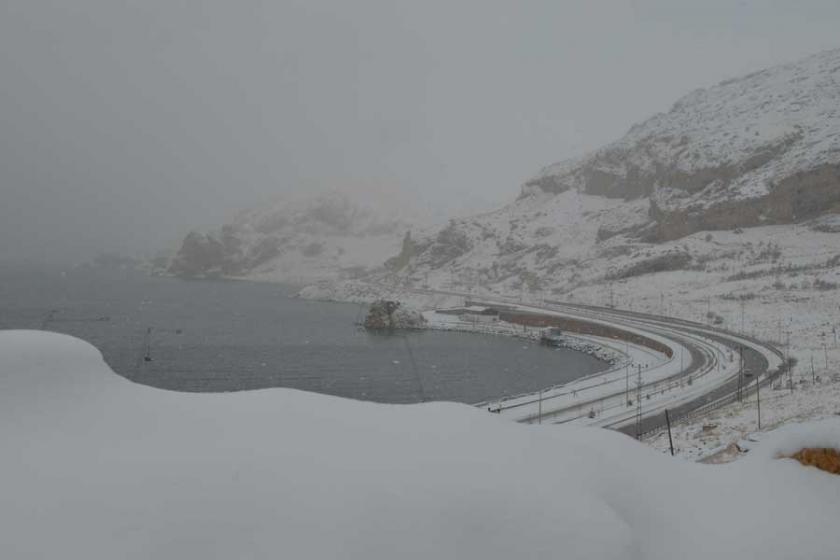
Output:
[{"xmin": 2, "ymin": 0, "xmax": 839, "ymax": 263}]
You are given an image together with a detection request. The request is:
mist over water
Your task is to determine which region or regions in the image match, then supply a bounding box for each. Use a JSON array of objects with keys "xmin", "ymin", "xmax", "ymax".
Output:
[{"xmin": 0, "ymin": 265, "xmax": 606, "ymax": 403}]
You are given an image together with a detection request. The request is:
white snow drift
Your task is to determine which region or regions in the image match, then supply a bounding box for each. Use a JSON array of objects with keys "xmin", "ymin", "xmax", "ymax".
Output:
[{"xmin": 1, "ymin": 330, "xmax": 838, "ymax": 559}]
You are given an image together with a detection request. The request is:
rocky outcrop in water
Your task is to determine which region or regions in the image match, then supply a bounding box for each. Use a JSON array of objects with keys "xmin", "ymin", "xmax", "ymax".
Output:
[{"xmin": 363, "ymin": 300, "xmax": 427, "ymax": 330}]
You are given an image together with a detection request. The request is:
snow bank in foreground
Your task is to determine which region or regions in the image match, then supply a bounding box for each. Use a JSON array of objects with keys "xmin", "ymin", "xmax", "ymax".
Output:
[{"xmin": 1, "ymin": 331, "xmax": 839, "ymax": 560}]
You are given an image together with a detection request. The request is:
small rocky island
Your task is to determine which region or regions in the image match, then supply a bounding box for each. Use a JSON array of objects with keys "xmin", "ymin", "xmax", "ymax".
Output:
[{"xmin": 363, "ymin": 300, "xmax": 427, "ymax": 330}]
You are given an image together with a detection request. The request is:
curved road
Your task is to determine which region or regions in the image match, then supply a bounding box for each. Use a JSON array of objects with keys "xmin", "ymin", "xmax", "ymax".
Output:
[
  {"xmin": 544, "ymin": 300, "xmax": 785, "ymax": 435},
  {"xmin": 418, "ymin": 289, "xmax": 784, "ymax": 437}
]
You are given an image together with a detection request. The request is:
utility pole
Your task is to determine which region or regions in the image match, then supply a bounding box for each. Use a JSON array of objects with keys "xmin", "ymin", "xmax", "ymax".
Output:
[
  {"xmin": 787, "ymin": 330, "xmax": 793, "ymax": 394},
  {"xmin": 755, "ymin": 376, "xmax": 761, "ymax": 431},
  {"xmin": 624, "ymin": 339, "xmax": 630, "ymax": 401},
  {"xmin": 625, "ymin": 361, "xmax": 630, "ymax": 406},
  {"xmin": 811, "ymin": 355, "xmax": 816, "ymax": 384},
  {"xmin": 737, "ymin": 345, "xmax": 743, "ymax": 402},
  {"xmin": 665, "ymin": 409, "xmax": 675, "ymax": 456},
  {"xmin": 635, "ymin": 364, "xmax": 643, "ymax": 440},
  {"xmin": 825, "ymin": 344, "xmax": 829, "ymax": 370},
  {"xmin": 740, "ymin": 300, "xmax": 745, "ymax": 334},
  {"xmin": 785, "ymin": 331, "xmax": 793, "ymax": 393}
]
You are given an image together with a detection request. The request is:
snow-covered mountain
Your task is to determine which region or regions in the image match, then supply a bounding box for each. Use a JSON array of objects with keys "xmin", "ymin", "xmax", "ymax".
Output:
[
  {"xmin": 375, "ymin": 48, "xmax": 840, "ymax": 298},
  {"xmin": 169, "ymin": 190, "xmax": 427, "ymax": 284},
  {"xmin": 525, "ymin": 48, "xmax": 840, "ymax": 241}
]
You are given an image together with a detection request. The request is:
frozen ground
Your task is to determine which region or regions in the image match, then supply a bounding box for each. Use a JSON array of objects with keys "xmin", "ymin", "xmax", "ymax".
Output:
[
  {"xmin": 648, "ymin": 370, "xmax": 840, "ymax": 462},
  {"xmin": 3, "ymin": 330, "xmax": 839, "ymax": 559}
]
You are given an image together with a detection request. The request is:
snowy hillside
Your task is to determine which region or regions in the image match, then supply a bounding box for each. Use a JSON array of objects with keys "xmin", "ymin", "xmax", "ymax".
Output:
[
  {"xmin": 525, "ymin": 48, "xmax": 840, "ymax": 240},
  {"xmin": 2, "ymin": 330, "xmax": 839, "ymax": 559},
  {"xmin": 168, "ymin": 190, "xmax": 427, "ymax": 284},
  {"xmin": 353, "ymin": 49, "xmax": 840, "ymax": 303}
]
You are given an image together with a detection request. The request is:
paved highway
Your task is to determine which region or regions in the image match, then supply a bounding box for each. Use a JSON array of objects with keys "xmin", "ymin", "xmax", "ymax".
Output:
[{"xmin": 417, "ymin": 288, "xmax": 784, "ymax": 437}]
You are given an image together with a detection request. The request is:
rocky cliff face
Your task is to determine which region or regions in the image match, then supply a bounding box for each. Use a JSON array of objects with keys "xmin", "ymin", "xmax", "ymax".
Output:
[
  {"xmin": 522, "ymin": 48, "xmax": 840, "ymax": 242},
  {"xmin": 371, "ymin": 48, "xmax": 840, "ymax": 298},
  {"xmin": 648, "ymin": 162, "xmax": 840, "ymax": 241}
]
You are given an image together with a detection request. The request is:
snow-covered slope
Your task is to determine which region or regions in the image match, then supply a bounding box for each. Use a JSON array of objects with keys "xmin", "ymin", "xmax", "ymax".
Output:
[
  {"xmin": 168, "ymin": 190, "xmax": 427, "ymax": 284},
  {"xmin": 2, "ymin": 330, "xmax": 840, "ymax": 559},
  {"xmin": 525, "ymin": 48, "xmax": 840, "ymax": 240},
  {"xmin": 357, "ymin": 49, "xmax": 840, "ymax": 301}
]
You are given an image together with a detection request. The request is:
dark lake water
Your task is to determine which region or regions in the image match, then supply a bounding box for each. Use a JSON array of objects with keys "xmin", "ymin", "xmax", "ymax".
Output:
[{"xmin": 0, "ymin": 265, "xmax": 606, "ymax": 404}]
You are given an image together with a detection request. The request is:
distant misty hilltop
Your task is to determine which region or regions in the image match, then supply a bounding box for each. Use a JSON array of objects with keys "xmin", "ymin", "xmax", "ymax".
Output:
[{"xmin": 168, "ymin": 190, "xmax": 430, "ymax": 284}]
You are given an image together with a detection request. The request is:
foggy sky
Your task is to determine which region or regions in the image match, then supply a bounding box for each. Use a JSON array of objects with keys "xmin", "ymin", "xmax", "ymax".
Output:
[{"xmin": 2, "ymin": 0, "xmax": 839, "ymax": 263}]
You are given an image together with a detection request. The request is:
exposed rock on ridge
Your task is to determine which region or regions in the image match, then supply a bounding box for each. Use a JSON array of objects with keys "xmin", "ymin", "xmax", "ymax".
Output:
[
  {"xmin": 523, "ymin": 48, "xmax": 840, "ymax": 241},
  {"xmin": 362, "ymin": 48, "xmax": 840, "ymax": 299}
]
